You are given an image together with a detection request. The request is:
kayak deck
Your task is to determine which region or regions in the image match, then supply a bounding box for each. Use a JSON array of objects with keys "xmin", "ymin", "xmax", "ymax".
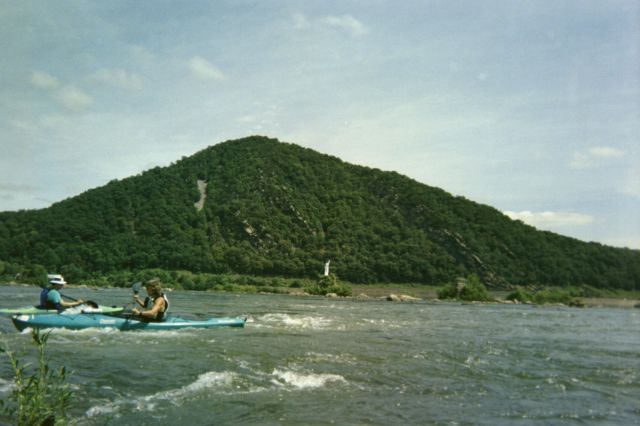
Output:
[
  {"xmin": 11, "ymin": 313, "xmax": 246, "ymax": 331},
  {"xmin": 0, "ymin": 304, "xmax": 124, "ymax": 316}
]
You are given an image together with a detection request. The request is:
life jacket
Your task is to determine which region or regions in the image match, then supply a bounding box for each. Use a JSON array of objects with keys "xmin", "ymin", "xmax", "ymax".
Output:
[
  {"xmin": 39, "ymin": 288, "xmax": 49, "ymax": 308},
  {"xmin": 39, "ymin": 288, "xmax": 61, "ymax": 310},
  {"xmin": 149, "ymin": 293, "xmax": 169, "ymax": 321}
]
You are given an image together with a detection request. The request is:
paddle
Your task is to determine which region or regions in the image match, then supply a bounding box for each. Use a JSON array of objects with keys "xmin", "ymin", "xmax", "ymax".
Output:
[
  {"xmin": 60, "ymin": 292, "xmax": 99, "ymax": 309},
  {"xmin": 132, "ymin": 281, "xmax": 152, "ymax": 309},
  {"xmin": 126, "ymin": 281, "xmax": 156, "ymax": 322},
  {"xmin": 117, "ymin": 282, "xmax": 144, "ymax": 319}
]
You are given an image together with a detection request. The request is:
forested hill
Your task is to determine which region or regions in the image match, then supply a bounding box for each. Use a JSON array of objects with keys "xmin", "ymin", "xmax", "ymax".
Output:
[{"xmin": 1, "ymin": 136, "xmax": 638, "ymax": 290}]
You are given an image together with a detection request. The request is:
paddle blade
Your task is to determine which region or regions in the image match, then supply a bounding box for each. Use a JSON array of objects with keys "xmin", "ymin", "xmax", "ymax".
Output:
[{"xmin": 132, "ymin": 282, "xmax": 142, "ymax": 294}]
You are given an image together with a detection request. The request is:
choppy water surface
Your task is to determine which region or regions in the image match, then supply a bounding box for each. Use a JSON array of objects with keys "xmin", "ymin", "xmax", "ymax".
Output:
[{"xmin": 0, "ymin": 285, "xmax": 638, "ymax": 425}]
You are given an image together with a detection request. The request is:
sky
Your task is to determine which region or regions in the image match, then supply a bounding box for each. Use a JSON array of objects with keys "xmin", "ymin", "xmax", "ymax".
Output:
[{"xmin": 1, "ymin": 1, "xmax": 639, "ymax": 249}]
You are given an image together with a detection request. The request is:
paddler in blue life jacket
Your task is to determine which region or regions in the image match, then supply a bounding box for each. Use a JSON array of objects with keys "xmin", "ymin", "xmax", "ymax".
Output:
[
  {"xmin": 132, "ymin": 278, "xmax": 169, "ymax": 321},
  {"xmin": 40, "ymin": 274, "xmax": 85, "ymax": 311}
]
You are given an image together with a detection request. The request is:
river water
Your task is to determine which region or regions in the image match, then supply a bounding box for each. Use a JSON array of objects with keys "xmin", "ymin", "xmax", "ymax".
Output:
[{"xmin": 0, "ymin": 285, "xmax": 638, "ymax": 425}]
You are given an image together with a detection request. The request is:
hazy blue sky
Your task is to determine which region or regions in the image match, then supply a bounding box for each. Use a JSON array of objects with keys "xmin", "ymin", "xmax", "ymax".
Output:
[{"xmin": 1, "ymin": 1, "xmax": 638, "ymax": 248}]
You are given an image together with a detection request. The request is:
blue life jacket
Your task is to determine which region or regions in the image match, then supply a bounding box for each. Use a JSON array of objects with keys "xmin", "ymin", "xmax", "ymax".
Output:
[
  {"xmin": 39, "ymin": 288, "xmax": 62, "ymax": 310},
  {"xmin": 39, "ymin": 288, "xmax": 49, "ymax": 308}
]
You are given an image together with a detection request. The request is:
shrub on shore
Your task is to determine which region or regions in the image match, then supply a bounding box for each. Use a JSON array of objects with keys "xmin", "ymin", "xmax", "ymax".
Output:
[
  {"xmin": 305, "ymin": 274, "xmax": 353, "ymax": 297},
  {"xmin": 505, "ymin": 286, "xmax": 583, "ymax": 306},
  {"xmin": 438, "ymin": 274, "xmax": 493, "ymax": 302}
]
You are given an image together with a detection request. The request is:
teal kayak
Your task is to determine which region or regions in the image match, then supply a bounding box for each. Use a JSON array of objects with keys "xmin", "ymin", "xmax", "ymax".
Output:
[
  {"xmin": 11, "ymin": 313, "xmax": 246, "ymax": 331},
  {"xmin": 0, "ymin": 305, "xmax": 124, "ymax": 316}
]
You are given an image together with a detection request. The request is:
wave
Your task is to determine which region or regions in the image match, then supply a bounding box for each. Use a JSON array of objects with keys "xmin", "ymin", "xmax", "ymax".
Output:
[
  {"xmin": 86, "ymin": 371, "xmax": 239, "ymax": 418},
  {"xmin": 271, "ymin": 369, "xmax": 346, "ymax": 390},
  {"xmin": 253, "ymin": 313, "xmax": 343, "ymax": 330},
  {"xmin": 85, "ymin": 366, "xmax": 347, "ymax": 420},
  {"xmin": 154, "ymin": 371, "xmax": 238, "ymax": 400},
  {"xmin": 19, "ymin": 326, "xmax": 200, "ymax": 342},
  {"xmin": 303, "ymin": 351, "xmax": 357, "ymax": 364},
  {"xmin": 361, "ymin": 318, "xmax": 404, "ymax": 329}
]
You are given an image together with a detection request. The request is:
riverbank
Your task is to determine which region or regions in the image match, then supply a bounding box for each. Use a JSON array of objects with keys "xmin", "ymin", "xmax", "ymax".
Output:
[
  {"xmin": 301, "ymin": 284, "xmax": 640, "ymax": 309},
  {"xmin": 3, "ymin": 281, "xmax": 639, "ymax": 309},
  {"xmin": 578, "ymin": 298, "xmax": 640, "ymax": 308}
]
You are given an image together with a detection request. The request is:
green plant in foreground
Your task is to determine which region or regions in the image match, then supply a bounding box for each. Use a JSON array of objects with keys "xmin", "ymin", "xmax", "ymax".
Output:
[{"xmin": 1, "ymin": 330, "xmax": 73, "ymax": 425}]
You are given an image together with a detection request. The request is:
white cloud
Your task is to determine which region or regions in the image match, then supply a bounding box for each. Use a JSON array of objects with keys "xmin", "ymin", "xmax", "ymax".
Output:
[
  {"xmin": 321, "ymin": 15, "xmax": 368, "ymax": 37},
  {"xmin": 569, "ymin": 145, "xmax": 625, "ymax": 169},
  {"xmin": 30, "ymin": 71, "xmax": 60, "ymax": 89},
  {"xmin": 189, "ymin": 56, "xmax": 225, "ymax": 81},
  {"xmin": 235, "ymin": 103, "xmax": 280, "ymax": 132},
  {"xmin": 30, "ymin": 71, "xmax": 93, "ymax": 110},
  {"xmin": 588, "ymin": 146, "xmax": 624, "ymax": 158},
  {"xmin": 57, "ymin": 86, "xmax": 93, "ymax": 110},
  {"xmin": 504, "ymin": 210, "xmax": 595, "ymax": 228},
  {"xmin": 91, "ymin": 68, "xmax": 143, "ymax": 90},
  {"xmin": 236, "ymin": 115, "xmax": 256, "ymax": 123},
  {"xmin": 294, "ymin": 13, "xmax": 368, "ymax": 37}
]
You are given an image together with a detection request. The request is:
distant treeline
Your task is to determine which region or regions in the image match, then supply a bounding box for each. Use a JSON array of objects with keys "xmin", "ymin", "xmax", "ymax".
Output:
[{"xmin": 0, "ymin": 136, "xmax": 638, "ymax": 290}]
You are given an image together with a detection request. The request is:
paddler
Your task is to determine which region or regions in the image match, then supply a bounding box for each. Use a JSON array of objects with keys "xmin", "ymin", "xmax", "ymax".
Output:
[
  {"xmin": 132, "ymin": 278, "xmax": 169, "ymax": 321},
  {"xmin": 40, "ymin": 274, "xmax": 85, "ymax": 311}
]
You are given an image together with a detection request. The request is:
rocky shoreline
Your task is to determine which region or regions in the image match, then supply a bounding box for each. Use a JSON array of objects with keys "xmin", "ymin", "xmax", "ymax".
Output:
[{"xmin": 289, "ymin": 286, "xmax": 640, "ymax": 308}]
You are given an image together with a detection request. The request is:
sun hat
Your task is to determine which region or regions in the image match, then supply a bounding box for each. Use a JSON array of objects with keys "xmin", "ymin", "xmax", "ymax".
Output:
[
  {"xmin": 145, "ymin": 277, "xmax": 160, "ymax": 286},
  {"xmin": 47, "ymin": 274, "xmax": 67, "ymax": 286}
]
